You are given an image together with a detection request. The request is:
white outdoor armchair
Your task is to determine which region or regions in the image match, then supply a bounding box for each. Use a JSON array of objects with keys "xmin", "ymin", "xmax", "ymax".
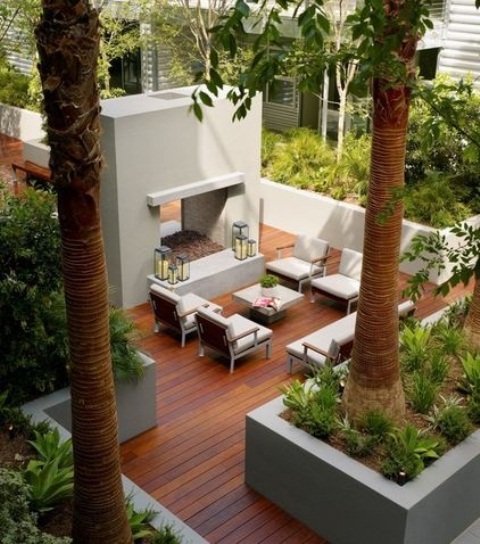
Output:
[
  {"xmin": 195, "ymin": 307, "xmax": 273, "ymax": 373},
  {"xmin": 310, "ymin": 248, "xmax": 363, "ymax": 314},
  {"xmin": 265, "ymin": 234, "xmax": 330, "ymax": 292}
]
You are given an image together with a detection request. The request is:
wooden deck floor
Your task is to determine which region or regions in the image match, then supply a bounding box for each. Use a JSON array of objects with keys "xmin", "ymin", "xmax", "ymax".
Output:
[{"xmin": 3, "ymin": 133, "xmax": 471, "ymax": 544}]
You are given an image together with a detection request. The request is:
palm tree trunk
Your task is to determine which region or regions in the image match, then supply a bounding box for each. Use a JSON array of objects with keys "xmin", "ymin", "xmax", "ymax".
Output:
[
  {"xmin": 36, "ymin": 2, "xmax": 132, "ymax": 542},
  {"xmin": 342, "ymin": 2, "xmax": 419, "ymax": 423}
]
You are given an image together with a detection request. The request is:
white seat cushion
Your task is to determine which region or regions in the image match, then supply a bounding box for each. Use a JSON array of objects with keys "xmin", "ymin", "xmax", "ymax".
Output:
[
  {"xmin": 311, "ymin": 274, "xmax": 360, "ymax": 299},
  {"xmin": 266, "ymin": 257, "xmax": 323, "ymax": 281},
  {"xmin": 226, "ymin": 314, "xmax": 272, "ymax": 353}
]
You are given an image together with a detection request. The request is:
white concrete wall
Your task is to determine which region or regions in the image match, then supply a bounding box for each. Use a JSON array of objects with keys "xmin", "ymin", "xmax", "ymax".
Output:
[
  {"xmin": 259, "ymin": 178, "xmax": 480, "ymax": 285},
  {"xmin": 100, "ymin": 86, "xmax": 262, "ymax": 308},
  {"xmin": 0, "ymin": 104, "xmax": 44, "ymax": 142}
]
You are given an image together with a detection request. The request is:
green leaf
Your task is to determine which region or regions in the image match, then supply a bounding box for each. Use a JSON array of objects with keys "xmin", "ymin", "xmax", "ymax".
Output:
[{"xmin": 199, "ymin": 91, "xmax": 213, "ymax": 107}]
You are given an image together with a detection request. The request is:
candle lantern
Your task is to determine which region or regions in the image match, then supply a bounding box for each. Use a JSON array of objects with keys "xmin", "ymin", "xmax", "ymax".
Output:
[
  {"xmin": 232, "ymin": 221, "xmax": 249, "ymax": 250},
  {"xmin": 154, "ymin": 245, "xmax": 172, "ymax": 280},
  {"xmin": 167, "ymin": 263, "xmax": 178, "ymax": 285},
  {"xmin": 247, "ymin": 239, "xmax": 257, "ymax": 257},
  {"xmin": 234, "ymin": 235, "xmax": 248, "ymax": 260},
  {"xmin": 175, "ymin": 253, "xmax": 190, "ymax": 281}
]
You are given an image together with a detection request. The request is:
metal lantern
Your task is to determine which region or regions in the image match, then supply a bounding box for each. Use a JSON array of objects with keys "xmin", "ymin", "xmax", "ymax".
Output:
[
  {"xmin": 234, "ymin": 235, "xmax": 248, "ymax": 260},
  {"xmin": 167, "ymin": 263, "xmax": 178, "ymax": 285},
  {"xmin": 247, "ymin": 239, "xmax": 257, "ymax": 257},
  {"xmin": 232, "ymin": 221, "xmax": 249, "ymax": 250},
  {"xmin": 175, "ymin": 253, "xmax": 190, "ymax": 281},
  {"xmin": 154, "ymin": 245, "xmax": 172, "ymax": 280}
]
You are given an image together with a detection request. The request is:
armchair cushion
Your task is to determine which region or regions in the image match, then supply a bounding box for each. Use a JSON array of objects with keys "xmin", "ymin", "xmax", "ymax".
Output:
[
  {"xmin": 227, "ymin": 314, "xmax": 272, "ymax": 353},
  {"xmin": 338, "ymin": 248, "xmax": 363, "ymax": 281},
  {"xmin": 293, "ymin": 234, "xmax": 329, "ymax": 263},
  {"xmin": 311, "ymin": 275, "xmax": 360, "ymax": 300}
]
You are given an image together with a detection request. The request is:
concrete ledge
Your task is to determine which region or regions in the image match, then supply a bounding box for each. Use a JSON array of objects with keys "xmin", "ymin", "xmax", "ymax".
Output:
[
  {"xmin": 148, "ymin": 249, "xmax": 265, "ymax": 299},
  {"xmin": 246, "ymin": 396, "xmax": 480, "ymax": 544}
]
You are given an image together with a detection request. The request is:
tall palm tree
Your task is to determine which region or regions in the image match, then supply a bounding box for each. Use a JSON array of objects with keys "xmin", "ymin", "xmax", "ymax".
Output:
[
  {"xmin": 35, "ymin": 1, "xmax": 132, "ymax": 542},
  {"xmin": 341, "ymin": 0, "xmax": 420, "ymax": 422}
]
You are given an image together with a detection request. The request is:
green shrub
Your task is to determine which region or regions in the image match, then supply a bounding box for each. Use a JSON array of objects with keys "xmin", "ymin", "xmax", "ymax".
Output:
[
  {"xmin": 125, "ymin": 497, "xmax": 156, "ymax": 541},
  {"xmin": 428, "ymin": 396, "xmax": 473, "ymax": 445},
  {"xmin": 458, "ymin": 353, "xmax": 480, "ymax": 396},
  {"xmin": 261, "ymin": 128, "xmax": 336, "ymax": 191},
  {"xmin": 359, "ymin": 409, "xmax": 394, "ymax": 440},
  {"xmin": 400, "ymin": 323, "xmax": 432, "ymax": 373},
  {"xmin": 0, "ymin": 55, "xmax": 33, "ymax": 110},
  {"xmin": 406, "ymin": 371, "xmax": 439, "ymax": 414},
  {"xmin": 337, "ymin": 417, "xmax": 377, "ymax": 457},
  {"xmin": 0, "ymin": 468, "xmax": 71, "ymax": 544},
  {"xmin": 381, "ymin": 425, "xmax": 441, "ymax": 483}
]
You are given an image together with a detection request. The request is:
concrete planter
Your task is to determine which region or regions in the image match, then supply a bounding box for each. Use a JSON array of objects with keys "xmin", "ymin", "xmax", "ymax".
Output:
[
  {"xmin": 246, "ymin": 396, "xmax": 480, "ymax": 544},
  {"xmin": 22, "ymin": 352, "xmax": 157, "ymax": 444}
]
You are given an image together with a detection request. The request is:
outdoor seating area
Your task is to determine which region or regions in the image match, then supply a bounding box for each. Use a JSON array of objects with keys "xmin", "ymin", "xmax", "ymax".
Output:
[{"xmin": 4, "ymin": 132, "xmax": 477, "ymax": 543}]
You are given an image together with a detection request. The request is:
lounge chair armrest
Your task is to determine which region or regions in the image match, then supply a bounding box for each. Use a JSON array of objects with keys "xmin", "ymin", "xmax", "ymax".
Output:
[
  {"xmin": 229, "ymin": 326, "xmax": 259, "ymax": 342},
  {"xmin": 275, "ymin": 243, "xmax": 294, "ymax": 258},
  {"xmin": 302, "ymin": 342, "xmax": 335, "ymax": 360}
]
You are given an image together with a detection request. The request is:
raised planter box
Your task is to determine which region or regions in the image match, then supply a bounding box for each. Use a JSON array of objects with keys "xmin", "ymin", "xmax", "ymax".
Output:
[
  {"xmin": 22, "ymin": 352, "xmax": 157, "ymax": 444},
  {"xmin": 246, "ymin": 396, "xmax": 480, "ymax": 544}
]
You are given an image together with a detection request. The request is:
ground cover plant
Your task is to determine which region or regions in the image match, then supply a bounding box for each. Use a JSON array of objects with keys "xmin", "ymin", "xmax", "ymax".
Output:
[{"xmin": 281, "ymin": 298, "xmax": 480, "ymax": 484}]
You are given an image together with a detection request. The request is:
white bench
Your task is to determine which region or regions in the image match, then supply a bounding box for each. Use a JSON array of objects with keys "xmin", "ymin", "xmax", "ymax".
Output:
[{"xmin": 286, "ymin": 300, "xmax": 416, "ymax": 373}]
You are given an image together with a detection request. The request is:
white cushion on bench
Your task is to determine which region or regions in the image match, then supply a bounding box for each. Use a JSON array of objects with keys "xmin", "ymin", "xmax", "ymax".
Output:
[{"xmin": 311, "ymin": 275, "xmax": 360, "ymax": 299}]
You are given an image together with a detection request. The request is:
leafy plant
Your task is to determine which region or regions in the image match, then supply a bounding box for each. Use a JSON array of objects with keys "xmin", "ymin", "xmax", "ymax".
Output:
[
  {"xmin": 109, "ymin": 306, "xmax": 145, "ymax": 382},
  {"xmin": 282, "ymin": 380, "xmax": 312, "ymax": 412},
  {"xmin": 0, "ymin": 468, "xmax": 71, "ymax": 544},
  {"xmin": 426, "ymin": 351, "xmax": 450, "ymax": 385},
  {"xmin": 259, "ymin": 274, "xmax": 279, "ymax": 289},
  {"xmin": 381, "ymin": 425, "xmax": 441, "ymax": 483},
  {"xmin": 337, "ymin": 416, "xmax": 377, "ymax": 457},
  {"xmin": 359, "ymin": 409, "xmax": 394, "ymax": 440},
  {"xmin": 406, "ymin": 371, "xmax": 439, "ymax": 414},
  {"xmin": 150, "ymin": 525, "xmax": 182, "ymax": 544},
  {"xmin": 28, "ymin": 428, "xmax": 73, "ymax": 470},
  {"xmin": 431, "ymin": 320, "xmax": 466, "ymax": 356},
  {"xmin": 400, "ymin": 324, "xmax": 432, "ymax": 372},
  {"xmin": 428, "ymin": 395, "xmax": 473, "ymax": 445},
  {"xmin": 23, "ymin": 458, "xmax": 74, "ymax": 513},
  {"xmin": 458, "ymin": 353, "xmax": 480, "ymax": 395},
  {"xmin": 125, "ymin": 497, "xmax": 156, "ymax": 541}
]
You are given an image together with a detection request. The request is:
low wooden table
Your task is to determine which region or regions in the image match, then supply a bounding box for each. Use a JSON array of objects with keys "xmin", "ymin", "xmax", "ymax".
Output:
[{"xmin": 232, "ymin": 283, "xmax": 304, "ymax": 324}]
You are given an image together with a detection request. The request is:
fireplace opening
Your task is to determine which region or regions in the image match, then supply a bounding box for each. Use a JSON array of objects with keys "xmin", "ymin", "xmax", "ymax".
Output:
[{"xmin": 162, "ymin": 230, "xmax": 225, "ymax": 261}]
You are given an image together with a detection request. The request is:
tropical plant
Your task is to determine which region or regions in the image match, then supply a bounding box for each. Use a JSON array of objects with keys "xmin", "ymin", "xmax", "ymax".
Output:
[
  {"xmin": 426, "ymin": 350, "xmax": 450, "ymax": 386},
  {"xmin": 406, "ymin": 371, "xmax": 439, "ymax": 414},
  {"xmin": 23, "ymin": 458, "xmax": 74, "ymax": 513},
  {"xmin": 358, "ymin": 409, "xmax": 394, "ymax": 441},
  {"xmin": 125, "ymin": 497, "xmax": 156, "ymax": 541},
  {"xmin": 427, "ymin": 395, "xmax": 473, "ymax": 445},
  {"xmin": 458, "ymin": 353, "xmax": 480, "ymax": 395},
  {"xmin": 35, "ymin": 1, "xmax": 132, "ymax": 540},
  {"xmin": 337, "ymin": 416, "xmax": 377, "ymax": 457},
  {"xmin": 400, "ymin": 323, "xmax": 432, "ymax": 372},
  {"xmin": 381, "ymin": 425, "xmax": 442, "ymax": 483},
  {"xmin": 109, "ymin": 306, "xmax": 145, "ymax": 382},
  {"xmin": 28, "ymin": 428, "xmax": 73, "ymax": 470}
]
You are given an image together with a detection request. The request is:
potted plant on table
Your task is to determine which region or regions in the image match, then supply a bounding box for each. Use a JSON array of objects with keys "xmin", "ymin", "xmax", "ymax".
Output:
[{"xmin": 260, "ymin": 274, "xmax": 279, "ymax": 297}]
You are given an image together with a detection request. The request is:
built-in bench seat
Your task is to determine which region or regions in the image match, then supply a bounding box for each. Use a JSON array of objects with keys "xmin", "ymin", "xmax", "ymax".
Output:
[{"xmin": 286, "ymin": 300, "xmax": 416, "ymax": 373}]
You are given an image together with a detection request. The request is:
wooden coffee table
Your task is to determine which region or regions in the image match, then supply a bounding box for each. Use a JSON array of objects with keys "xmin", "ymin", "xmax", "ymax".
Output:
[{"xmin": 232, "ymin": 283, "xmax": 304, "ymax": 324}]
